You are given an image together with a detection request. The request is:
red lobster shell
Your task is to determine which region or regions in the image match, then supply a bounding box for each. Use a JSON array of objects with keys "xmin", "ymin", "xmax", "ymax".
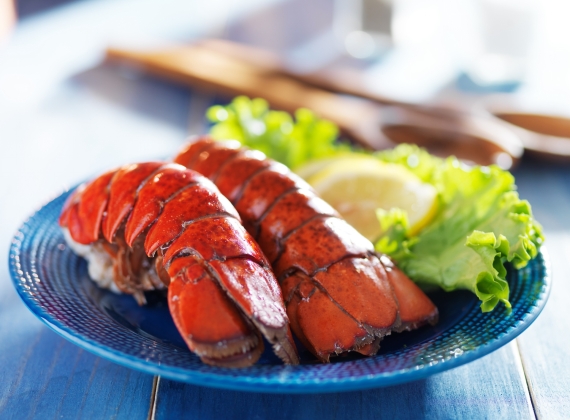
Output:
[
  {"xmin": 59, "ymin": 162, "xmax": 299, "ymax": 367},
  {"xmin": 174, "ymin": 137, "xmax": 438, "ymax": 362}
]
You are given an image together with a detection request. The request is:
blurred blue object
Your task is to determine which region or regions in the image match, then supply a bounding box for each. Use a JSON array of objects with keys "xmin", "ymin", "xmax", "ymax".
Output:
[
  {"xmin": 456, "ymin": 71, "xmax": 521, "ymax": 94},
  {"xmin": 16, "ymin": 0, "xmax": 81, "ymax": 17},
  {"xmin": 8, "ymin": 191, "xmax": 551, "ymax": 392}
]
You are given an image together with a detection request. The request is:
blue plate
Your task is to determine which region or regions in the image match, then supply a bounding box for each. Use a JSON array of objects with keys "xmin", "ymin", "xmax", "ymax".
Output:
[{"xmin": 9, "ymin": 189, "xmax": 551, "ymax": 393}]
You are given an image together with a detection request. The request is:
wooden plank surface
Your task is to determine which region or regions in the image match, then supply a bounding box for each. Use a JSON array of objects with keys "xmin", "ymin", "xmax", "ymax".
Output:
[
  {"xmin": 0, "ymin": 325, "xmax": 155, "ymax": 419},
  {"xmin": 0, "ymin": 206, "xmax": 156, "ymax": 418},
  {"xmin": 512, "ymin": 158, "xmax": 570, "ymax": 420},
  {"xmin": 154, "ymin": 344, "xmax": 534, "ymax": 420},
  {"xmin": 516, "ymin": 234, "xmax": 570, "ymax": 420}
]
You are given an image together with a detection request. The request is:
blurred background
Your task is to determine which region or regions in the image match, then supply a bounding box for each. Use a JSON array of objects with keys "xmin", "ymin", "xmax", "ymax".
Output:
[
  {"xmin": 6, "ymin": 0, "xmax": 570, "ymax": 96},
  {"xmin": 1, "ymin": 0, "xmax": 570, "ymax": 197},
  {"xmin": 3, "ymin": 0, "xmax": 570, "ymax": 134}
]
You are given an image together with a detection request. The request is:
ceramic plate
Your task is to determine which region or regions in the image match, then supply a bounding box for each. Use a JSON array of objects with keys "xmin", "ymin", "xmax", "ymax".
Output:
[{"xmin": 9, "ymin": 189, "xmax": 551, "ymax": 393}]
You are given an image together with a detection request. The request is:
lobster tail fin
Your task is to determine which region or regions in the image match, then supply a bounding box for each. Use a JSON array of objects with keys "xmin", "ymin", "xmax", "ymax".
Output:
[{"xmin": 167, "ymin": 255, "xmax": 264, "ymax": 368}]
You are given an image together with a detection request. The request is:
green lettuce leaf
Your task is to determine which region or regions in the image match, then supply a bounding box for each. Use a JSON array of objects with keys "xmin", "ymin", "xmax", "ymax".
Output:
[
  {"xmin": 206, "ymin": 97, "xmax": 544, "ymax": 313},
  {"xmin": 375, "ymin": 146, "xmax": 544, "ymax": 312},
  {"xmin": 207, "ymin": 96, "xmax": 346, "ymax": 169}
]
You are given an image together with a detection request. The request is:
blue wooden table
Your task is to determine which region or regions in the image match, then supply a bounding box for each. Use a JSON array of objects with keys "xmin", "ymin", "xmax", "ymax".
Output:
[{"xmin": 1, "ymin": 1, "xmax": 569, "ymax": 418}]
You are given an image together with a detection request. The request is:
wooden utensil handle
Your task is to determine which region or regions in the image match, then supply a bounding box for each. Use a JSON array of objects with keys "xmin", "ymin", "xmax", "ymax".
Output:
[{"xmin": 106, "ymin": 47, "xmax": 392, "ymax": 149}]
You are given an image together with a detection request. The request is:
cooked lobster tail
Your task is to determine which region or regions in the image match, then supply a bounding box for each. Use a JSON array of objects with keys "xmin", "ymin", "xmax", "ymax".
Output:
[
  {"xmin": 175, "ymin": 137, "xmax": 438, "ymax": 362},
  {"xmin": 59, "ymin": 162, "xmax": 299, "ymax": 367}
]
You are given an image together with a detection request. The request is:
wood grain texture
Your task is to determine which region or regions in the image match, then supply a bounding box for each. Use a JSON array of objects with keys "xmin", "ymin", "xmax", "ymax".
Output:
[
  {"xmin": 154, "ymin": 343, "xmax": 533, "ymax": 420},
  {"xmin": 0, "ymin": 281, "xmax": 155, "ymax": 419},
  {"xmin": 513, "ymin": 158, "xmax": 570, "ymax": 420},
  {"xmin": 0, "ymin": 229, "xmax": 156, "ymax": 419}
]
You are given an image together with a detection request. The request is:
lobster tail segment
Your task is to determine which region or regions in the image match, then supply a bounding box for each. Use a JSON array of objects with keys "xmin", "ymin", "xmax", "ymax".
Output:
[
  {"xmin": 380, "ymin": 256, "xmax": 439, "ymax": 332},
  {"xmin": 176, "ymin": 136, "xmax": 439, "ymax": 362},
  {"xmin": 60, "ymin": 162, "xmax": 299, "ymax": 367},
  {"xmin": 166, "ymin": 255, "xmax": 265, "ymax": 368}
]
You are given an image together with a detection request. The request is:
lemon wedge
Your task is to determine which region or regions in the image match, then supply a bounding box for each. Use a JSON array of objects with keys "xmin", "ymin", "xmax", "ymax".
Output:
[
  {"xmin": 294, "ymin": 152, "xmax": 372, "ymax": 180},
  {"xmin": 304, "ymin": 156, "xmax": 438, "ymax": 241}
]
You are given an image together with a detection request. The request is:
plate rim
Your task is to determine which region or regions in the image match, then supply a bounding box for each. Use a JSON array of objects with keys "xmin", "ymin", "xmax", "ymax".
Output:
[{"xmin": 8, "ymin": 189, "xmax": 552, "ymax": 394}]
